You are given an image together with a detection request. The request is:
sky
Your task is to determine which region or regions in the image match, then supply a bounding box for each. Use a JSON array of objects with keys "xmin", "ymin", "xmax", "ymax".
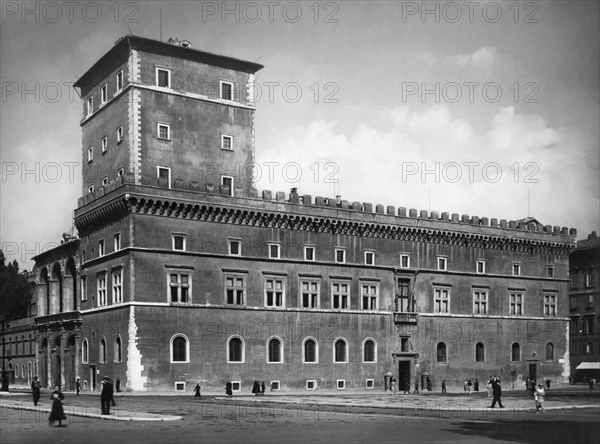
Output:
[{"xmin": 1, "ymin": 0, "xmax": 599, "ymax": 270}]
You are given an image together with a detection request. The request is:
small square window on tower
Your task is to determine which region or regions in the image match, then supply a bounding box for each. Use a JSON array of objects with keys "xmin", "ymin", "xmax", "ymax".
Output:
[
  {"xmin": 101, "ymin": 136, "xmax": 108, "ymax": 153},
  {"xmin": 438, "ymin": 257, "xmax": 447, "ymax": 271},
  {"xmin": 156, "ymin": 67, "xmax": 171, "ymax": 88},
  {"xmin": 101, "ymin": 83, "xmax": 107, "ymax": 104},
  {"xmin": 476, "ymin": 260, "xmax": 486, "ymax": 274},
  {"xmin": 364, "ymin": 251, "xmax": 374, "ymax": 266},
  {"xmin": 220, "ymin": 81, "xmax": 234, "ymax": 100},
  {"xmin": 221, "ymin": 135, "xmax": 233, "ymax": 150},
  {"xmin": 157, "ymin": 123, "xmax": 171, "ymax": 140}
]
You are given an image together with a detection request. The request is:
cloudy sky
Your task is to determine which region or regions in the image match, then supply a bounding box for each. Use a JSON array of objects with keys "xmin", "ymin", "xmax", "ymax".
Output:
[{"xmin": 1, "ymin": 1, "xmax": 598, "ymax": 269}]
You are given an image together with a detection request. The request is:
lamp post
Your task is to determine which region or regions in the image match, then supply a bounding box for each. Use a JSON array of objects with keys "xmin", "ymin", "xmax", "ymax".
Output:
[{"xmin": 1, "ymin": 319, "xmax": 9, "ymax": 392}]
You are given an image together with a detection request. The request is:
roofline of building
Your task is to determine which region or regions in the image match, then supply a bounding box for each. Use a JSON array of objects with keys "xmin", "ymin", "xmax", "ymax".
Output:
[
  {"xmin": 74, "ymin": 35, "xmax": 264, "ymax": 89},
  {"xmin": 31, "ymin": 238, "xmax": 80, "ymax": 264}
]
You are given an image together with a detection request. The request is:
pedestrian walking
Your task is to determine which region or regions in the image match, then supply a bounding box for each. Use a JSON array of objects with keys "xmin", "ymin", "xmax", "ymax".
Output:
[
  {"xmin": 252, "ymin": 380, "xmax": 261, "ymax": 396},
  {"xmin": 116, "ymin": 378, "xmax": 121, "ymax": 392},
  {"xmin": 194, "ymin": 382, "xmax": 202, "ymax": 399},
  {"xmin": 403, "ymin": 380, "xmax": 410, "ymax": 394},
  {"xmin": 545, "ymin": 379, "xmax": 550, "ymax": 390},
  {"xmin": 467, "ymin": 379, "xmax": 472, "ymax": 393},
  {"xmin": 487, "ymin": 377, "xmax": 493, "ymax": 398},
  {"xmin": 426, "ymin": 376, "xmax": 432, "ymax": 391},
  {"xmin": 534, "ymin": 384, "xmax": 546, "ymax": 413},
  {"xmin": 225, "ymin": 381, "xmax": 233, "ymax": 398},
  {"xmin": 589, "ymin": 378, "xmax": 595, "ymax": 390},
  {"xmin": 474, "ymin": 379, "xmax": 479, "ymax": 392},
  {"xmin": 390, "ymin": 377, "xmax": 396, "ymax": 394},
  {"xmin": 75, "ymin": 378, "xmax": 81, "ymax": 396},
  {"xmin": 463, "ymin": 381, "xmax": 468, "ymax": 393},
  {"xmin": 490, "ymin": 376, "xmax": 504, "ymax": 408},
  {"xmin": 414, "ymin": 379, "xmax": 419, "ymax": 394},
  {"xmin": 31, "ymin": 376, "xmax": 41, "ymax": 406},
  {"xmin": 441, "ymin": 379, "xmax": 446, "ymax": 395},
  {"xmin": 261, "ymin": 381, "xmax": 266, "ymax": 395},
  {"xmin": 48, "ymin": 385, "xmax": 66, "ymax": 427},
  {"xmin": 100, "ymin": 376, "xmax": 114, "ymax": 414}
]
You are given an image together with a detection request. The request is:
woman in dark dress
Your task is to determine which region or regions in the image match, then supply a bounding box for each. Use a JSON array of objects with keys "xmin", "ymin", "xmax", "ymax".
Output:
[
  {"xmin": 194, "ymin": 382, "xmax": 202, "ymax": 399},
  {"xmin": 48, "ymin": 386, "xmax": 66, "ymax": 427},
  {"xmin": 31, "ymin": 376, "xmax": 41, "ymax": 406},
  {"xmin": 225, "ymin": 381, "xmax": 233, "ymax": 398}
]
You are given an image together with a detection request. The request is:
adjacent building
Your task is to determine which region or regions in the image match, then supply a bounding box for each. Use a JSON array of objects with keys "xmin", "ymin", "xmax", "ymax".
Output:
[{"xmin": 16, "ymin": 36, "xmax": 577, "ymax": 393}]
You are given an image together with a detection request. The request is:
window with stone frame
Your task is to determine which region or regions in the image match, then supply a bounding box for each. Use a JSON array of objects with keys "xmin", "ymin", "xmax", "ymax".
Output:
[
  {"xmin": 265, "ymin": 277, "xmax": 285, "ymax": 307},
  {"xmin": 397, "ymin": 278, "xmax": 411, "ymax": 312},
  {"xmin": 168, "ymin": 271, "xmax": 190, "ymax": 304},
  {"xmin": 437, "ymin": 342, "xmax": 447, "ymax": 363},
  {"xmin": 300, "ymin": 279, "xmax": 319, "ymax": 308},
  {"xmin": 473, "ymin": 290, "xmax": 488, "ymax": 314},
  {"xmin": 332, "ymin": 281, "xmax": 350, "ymax": 309},
  {"xmin": 434, "ymin": 287, "xmax": 450, "ymax": 313},
  {"xmin": 112, "ymin": 268, "xmax": 123, "ymax": 304},
  {"xmin": 544, "ymin": 293, "xmax": 557, "ymax": 317},
  {"xmin": 361, "ymin": 283, "xmax": 378, "ymax": 310},
  {"xmin": 510, "ymin": 292, "xmax": 523, "ymax": 316},
  {"xmin": 225, "ymin": 274, "xmax": 246, "ymax": 305},
  {"xmin": 303, "ymin": 338, "xmax": 318, "ymax": 363},
  {"xmin": 97, "ymin": 273, "xmax": 107, "ymax": 306}
]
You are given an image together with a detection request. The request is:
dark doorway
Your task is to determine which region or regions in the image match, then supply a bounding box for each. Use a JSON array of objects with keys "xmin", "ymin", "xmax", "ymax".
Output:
[
  {"xmin": 398, "ymin": 361, "xmax": 410, "ymax": 391},
  {"xmin": 90, "ymin": 365, "xmax": 97, "ymax": 391},
  {"xmin": 529, "ymin": 363, "xmax": 537, "ymax": 381}
]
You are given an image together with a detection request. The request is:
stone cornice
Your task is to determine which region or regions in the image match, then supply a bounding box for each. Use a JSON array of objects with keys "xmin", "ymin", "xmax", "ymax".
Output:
[{"xmin": 74, "ymin": 187, "xmax": 575, "ymax": 256}]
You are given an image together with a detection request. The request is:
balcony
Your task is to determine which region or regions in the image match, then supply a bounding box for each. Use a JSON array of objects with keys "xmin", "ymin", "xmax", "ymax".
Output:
[{"xmin": 394, "ymin": 312, "xmax": 418, "ymax": 325}]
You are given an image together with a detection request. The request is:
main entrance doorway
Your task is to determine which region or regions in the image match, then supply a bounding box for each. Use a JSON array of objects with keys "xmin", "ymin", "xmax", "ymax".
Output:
[{"xmin": 398, "ymin": 361, "xmax": 411, "ymax": 391}]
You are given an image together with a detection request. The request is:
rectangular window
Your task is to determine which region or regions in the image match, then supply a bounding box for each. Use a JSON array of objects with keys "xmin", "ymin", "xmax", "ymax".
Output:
[
  {"xmin": 221, "ymin": 176, "xmax": 234, "ymax": 196},
  {"xmin": 112, "ymin": 269, "xmax": 122, "ymax": 304},
  {"xmin": 547, "ymin": 266, "xmax": 554, "ymax": 278},
  {"xmin": 473, "ymin": 290, "xmax": 488, "ymax": 314},
  {"xmin": 157, "ymin": 123, "xmax": 171, "ymax": 140},
  {"xmin": 400, "ymin": 254, "xmax": 410, "ymax": 268},
  {"xmin": 434, "ymin": 287, "xmax": 450, "ymax": 313},
  {"xmin": 231, "ymin": 381, "xmax": 241, "ymax": 392},
  {"xmin": 335, "ymin": 248, "xmax": 346, "ymax": 264},
  {"xmin": 117, "ymin": 168, "xmax": 124, "ymax": 177},
  {"xmin": 221, "ymin": 135, "xmax": 233, "ymax": 150},
  {"xmin": 116, "ymin": 70, "xmax": 123, "ymax": 92},
  {"xmin": 510, "ymin": 293, "xmax": 523, "ymax": 316},
  {"xmin": 117, "ymin": 125, "xmax": 123, "ymax": 143},
  {"xmin": 271, "ymin": 381, "xmax": 280, "ymax": 391},
  {"xmin": 512, "ymin": 264, "xmax": 521, "ymax": 276},
  {"xmin": 265, "ymin": 278, "xmax": 285, "ymax": 307},
  {"xmin": 220, "ymin": 81, "xmax": 233, "ymax": 100},
  {"xmin": 304, "ymin": 246, "xmax": 315, "ymax": 261},
  {"xmin": 397, "ymin": 278, "xmax": 411, "ymax": 312},
  {"xmin": 585, "ymin": 272, "xmax": 595, "ymax": 288},
  {"xmin": 361, "ymin": 284, "xmax": 378, "ymax": 310},
  {"xmin": 172, "ymin": 234, "xmax": 186, "ymax": 251},
  {"xmin": 306, "ymin": 380, "xmax": 316, "ymax": 390},
  {"xmin": 157, "ymin": 166, "xmax": 171, "ymax": 188},
  {"xmin": 337, "ymin": 380, "xmax": 346, "ymax": 390},
  {"xmin": 571, "ymin": 272, "xmax": 578, "ymax": 289},
  {"xmin": 80, "ymin": 275, "xmax": 87, "ymax": 301},
  {"xmin": 98, "ymin": 239, "xmax": 105, "ymax": 257},
  {"xmin": 87, "ymin": 96, "xmax": 93, "ymax": 116},
  {"xmin": 225, "ymin": 275, "xmax": 245, "ymax": 305},
  {"xmin": 438, "ymin": 257, "xmax": 447, "ymax": 271},
  {"xmin": 87, "ymin": 146, "xmax": 93, "ymax": 162},
  {"xmin": 364, "ymin": 251, "xmax": 374, "ymax": 266},
  {"xmin": 101, "ymin": 84, "xmax": 107, "ymax": 104},
  {"xmin": 400, "ymin": 337, "xmax": 409, "ymax": 352},
  {"xmin": 156, "ymin": 67, "xmax": 171, "ymax": 88},
  {"xmin": 113, "ymin": 233, "xmax": 121, "ymax": 251},
  {"xmin": 228, "ymin": 239, "xmax": 241, "ymax": 256},
  {"xmin": 476, "ymin": 260, "xmax": 486, "ymax": 274},
  {"xmin": 88, "ymin": 185, "xmax": 94, "ymax": 194},
  {"xmin": 101, "ymin": 136, "xmax": 108, "ymax": 153},
  {"xmin": 268, "ymin": 243, "xmax": 280, "ymax": 259},
  {"xmin": 97, "ymin": 274, "xmax": 107, "ymax": 306},
  {"xmin": 544, "ymin": 293, "xmax": 557, "ymax": 317},
  {"xmin": 366, "ymin": 379, "xmax": 374, "ymax": 389},
  {"xmin": 169, "ymin": 272, "xmax": 190, "ymax": 304},
  {"xmin": 300, "ymin": 279, "xmax": 319, "ymax": 308},
  {"xmin": 332, "ymin": 282, "xmax": 349, "ymax": 309},
  {"xmin": 101, "ymin": 177, "xmax": 108, "ymax": 186}
]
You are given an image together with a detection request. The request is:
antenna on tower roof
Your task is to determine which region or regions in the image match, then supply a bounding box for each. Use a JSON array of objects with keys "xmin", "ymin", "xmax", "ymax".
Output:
[{"xmin": 159, "ymin": 8, "xmax": 162, "ymax": 41}]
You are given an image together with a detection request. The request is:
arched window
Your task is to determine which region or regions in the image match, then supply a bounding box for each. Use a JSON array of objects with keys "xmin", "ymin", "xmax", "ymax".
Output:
[
  {"xmin": 303, "ymin": 338, "xmax": 317, "ymax": 363},
  {"xmin": 82, "ymin": 338, "xmax": 88, "ymax": 364},
  {"xmin": 475, "ymin": 342, "xmax": 485, "ymax": 362},
  {"xmin": 114, "ymin": 336, "xmax": 122, "ymax": 363},
  {"xmin": 267, "ymin": 337, "xmax": 282, "ymax": 363},
  {"xmin": 437, "ymin": 342, "xmax": 447, "ymax": 363},
  {"xmin": 546, "ymin": 343, "xmax": 554, "ymax": 361},
  {"xmin": 334, "ymin": 339, "xmax": 347, "ymax": 363},
  {"xmin": 363, "ymin": 339, "xmax": 376, "ymax": 363},
  {"xmin": 99, "ymin": 338, "xmax": 106, "ymax": 363},
  {"xmin": 511, "ymin": 343, "xmax": 520, "ymax": 362},
  {"xmin": 171, "ymin": 335, "xmax": 188, "ymax": 363},
  {"xmin": 228, "ymin": 336, "xmax": 244, "ymax": 363}
]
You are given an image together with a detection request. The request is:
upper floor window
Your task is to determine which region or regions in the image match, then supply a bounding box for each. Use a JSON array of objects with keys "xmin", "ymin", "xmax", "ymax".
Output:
[
  {"xmin": 156, "ymin": 67, "xmax": 171, "ymax": 88},
  {"xmin": 157, "ymin": 123, "xmax": 171, "ymax": 140},
  {"xmin": 99, "ymin": 338, "xmax": 106, "ymax": 363},
  {"xmin": 364, "ymin": 251, "xmax": 374, "ymax": 266},
  {"xmin": 268, "ymin": 243, "xmax": 280, "ymax": 259},
  {"xmin": 87, "ymin": 146, "xmax": 93, "ymax": 162},
  {"xmin": 476, "ymin": 260, "xmax": 486, "ymax": 274},
  {"xmin": 334, "ymin": 338, "xmax": 348, "ymax": 363},
  {"xmin": 267, "ymin": 337, "xmax": 283, "ymax": 363},
  {"xmin": 545, "ymin": 342, "xmax": 554, "ymax": 361},
  {"xmin": 335, "ymin": 248, "xmax": 346, "ymax": 264},
  {"xmin": 171, "ymin": 335, "xmax": 189, "ymax": 363},
  {"xmin": 511, "ymin": 342, "xmax": 521, "ymax": 362},
  {"xmin": 361, "ymin": 283, "xmax": 378, "ymax": 310},
  {"xmin": 585, "ymin": 342, "xmax": 593, "ymax": 354},
  {"xmin": 512, "ymin": 264, "xmax": 521, "ymax": 276},
  {"xmin": 300, "ymin": 279, "xmax": 319, "ymax": 308},
  {"xmin": 80, "ymin": 275, "xmax": 87, "ymax": 301},
  {"xmin": 172, "ymin": 234, "xmax": 186, "ymax": 251},
  {"xmin": 220, "ymin": 81, "xmax": 234, "ymax": 100},
  {"xmin": 228, "ymin": 336, "xmax": 244, "ymax": 363},
  {"xmin": 98, "ymin": 239, "xmax": 105, "ymax": 256},
  {"xmin": 225, "ymin": 274, "xmax": 245, "ymax": 305},
  {"xmin": 434, "ymin": 287, "xmax": 450, "ymax": 313},
  {"xmin": 544, "ymin": 293, "xmax": 557, "ymax": 317},
  {"xmin": 221, "ymin": 135, "xmax": 233, "ymax": 150},
  {"xmin": 116, "ymin": 125, "xmax": 124, "ymax": 143},
  {"xmin": 101, "ymin": 136, "xmax": 108, "ymax": 153},
  {"xmin": 475, "ymin": 342, "xmax": 485, "ymax": 362},
  {"xmin": 438, "ymin": 257, "xmax": 447, "ymax": 271},
  {"xmin": 88, "ymin": 185, "xmax": 94, "ymax": 194},
  {"xmin": 303, "ymin": 338, "xmax": 318, "ymax": 363},
  {"xmin": 82, "ymin": 338, "xmax": 89, "ymax": 364},
  {"xmin": 112, "ymin": 268, "xmax": 123, "ymax": 304},
  {"xmin": 87, "ymin": 96, "xmax": 93, "ymax": 116},
  {"xmin": 363, "ymin": 339, "xmax": 376, "ymax": 363},
  {"xmin": 585, "ymin": 272, "xmax": 595, "ymax": 288},
  {"xmin": 101, "ymin": 83, "xmax": 107, "ymax": 104},
  {"xmin": 157, "ymin": 166, "xmax": 171, "ymax": 188},
  {"xmin": 101, "ymin": 177, "xmax": 108, "ymax": 186},
  {"xmin": 116, "ymin": 70, "xmax": 124, "ymax": 92},
  {"xmin": 436, "ymin": 342, "xmax": 447, "ymax": 363},
  {"xmin": 397, "ymin": 278, "xmax": 411, "ymax": 312},
  {"xmin": 473, "ymin": 290, "xmax": 488, "ymax": 314},
  {"xmin": 570, "ymin": 272, "xmax": 578, "ymax": 289},
  {"xmin": 114, "ymin": 233, "xmax": 121, "ymax": 251},
  {"xmin": 117, "ymin": 168, "xmax": 124, "ymax": 177},
  {"xmin": 221, "ymin": 176, "xmax": 234, "ymax": 197},
  {"xmin": 304, "ymin": 246, "xmax": 315, "ymax": 261},
  {"xmin": 169, "ymin": 271, "xmax": 190, "ymax": 304},
  {"xmin": 332, "ymin": 282, "xmax": 349, "ymax": 309},
  {"xmin": 510, "ymin": 292, "xmax": 523, "ymax": 316},
  {"xmin": 400, "ymin": 254, "xmax": 410, "ymax": 268},
  {"xmin": 228, "ymin": 239, "xmax": 241, "ymax": 256},
  {"xmin": 547, "ymin": 266, "xmax": 554, "ymax": 278},
  {"xmin": 265, "ymin": 278, "xmax": 285, "ymax": 307},
  {"xmin": 114, "ymin": 336, "xmax": 122, "ymax": 363}
]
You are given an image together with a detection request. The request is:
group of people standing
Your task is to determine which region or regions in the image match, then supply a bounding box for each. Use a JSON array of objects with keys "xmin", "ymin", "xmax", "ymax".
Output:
[{"xmin": 463, "ymin": 379, "xmax": 480, "ymax": 393}]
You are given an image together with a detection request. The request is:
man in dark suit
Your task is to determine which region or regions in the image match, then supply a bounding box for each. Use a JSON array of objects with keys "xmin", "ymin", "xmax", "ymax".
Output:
[
  {"xmin": 101, "ymin": 377, "xmax": 114, "ymax": 414},
  {"xmin": 490, "ymin": 375, "xmax": 504, "ymax": 408}
]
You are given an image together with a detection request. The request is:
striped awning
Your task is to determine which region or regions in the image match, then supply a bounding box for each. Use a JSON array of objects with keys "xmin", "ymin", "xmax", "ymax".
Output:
[{"xmin": 576, "ymin": 362, "xmax": 600, "ymax": 370}]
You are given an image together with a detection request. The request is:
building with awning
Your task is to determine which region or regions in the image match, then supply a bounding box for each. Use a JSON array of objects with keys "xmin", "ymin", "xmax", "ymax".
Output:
[{"xmin": 576, "ymin": 362, "xmax": 600, "ymax": 370}]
